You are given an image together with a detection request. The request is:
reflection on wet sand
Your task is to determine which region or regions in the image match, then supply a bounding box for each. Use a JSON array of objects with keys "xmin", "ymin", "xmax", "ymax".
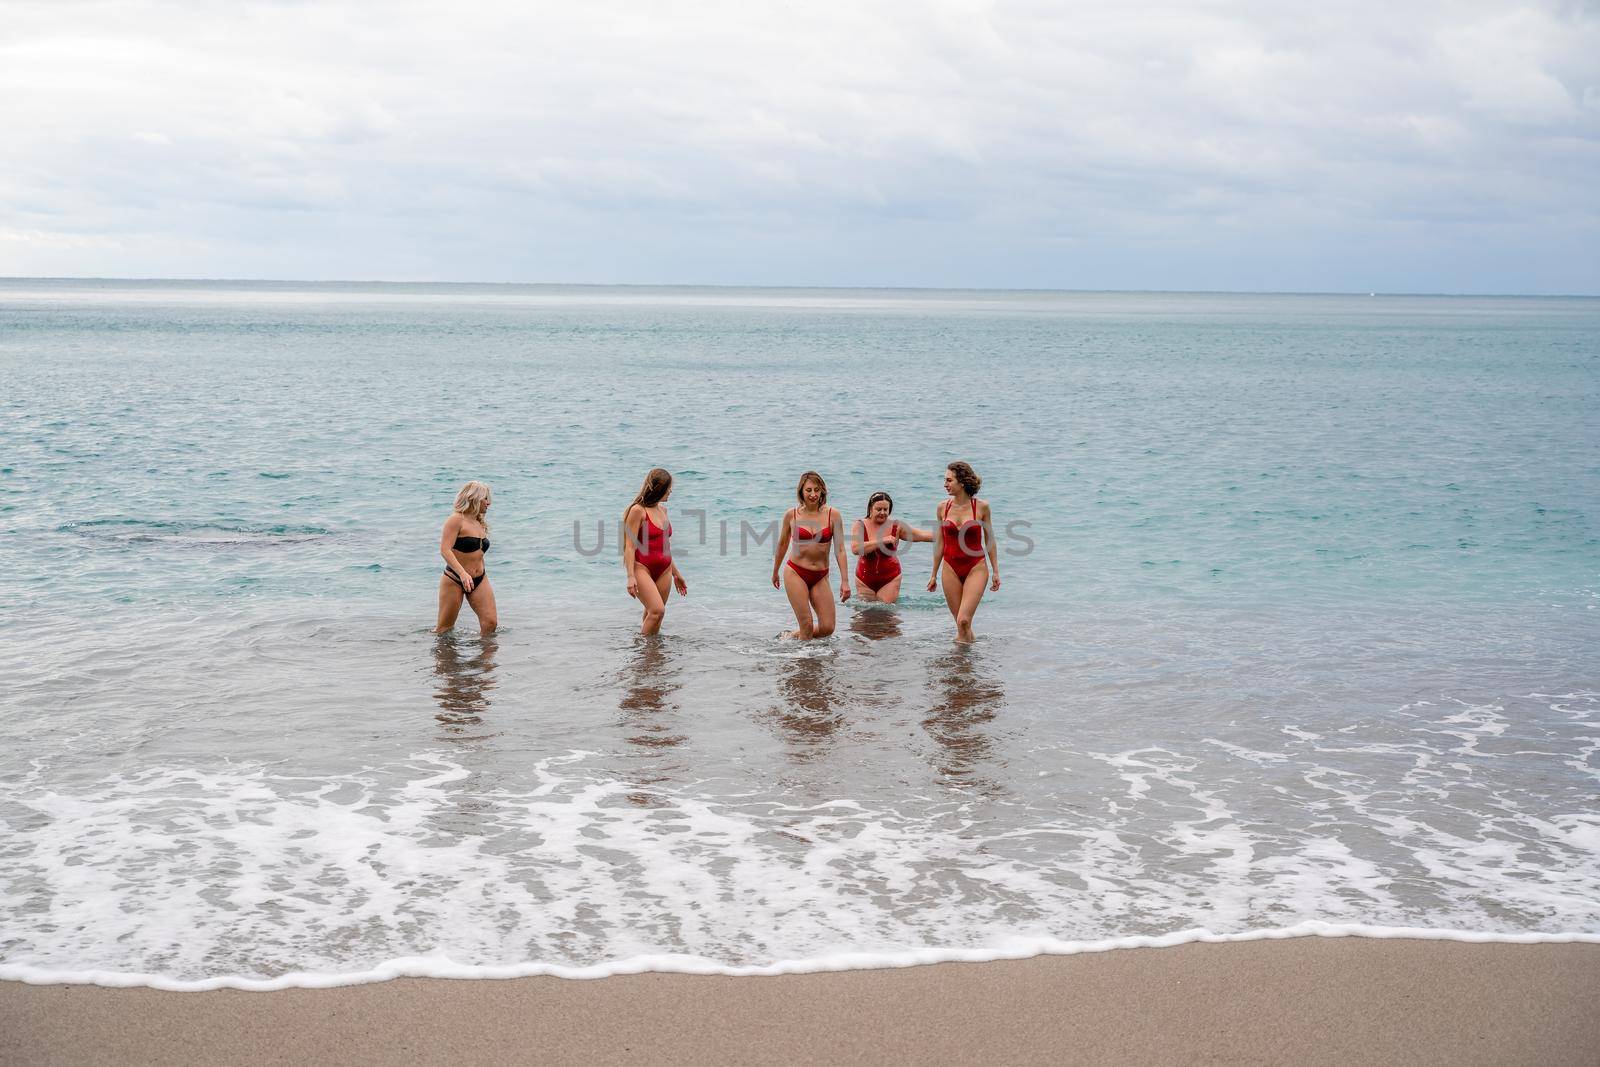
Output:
[
  {"xmin": 431, "ymin": 633, "xmax": 499, "ymax": 744},
  {"xmin": 848, "ymin": 605, "xmax": 904, "ymax": 642},
  {"xmin": 764, "ymin": 652, "xmax": 847, "ymax": 762},
  {"xmin": 923, "ymin": 644, "xmax": 1006, "ymax": 794},
  {"xmin": 617, "ymin": 636, "xmax": 686, "ymax": 806}
]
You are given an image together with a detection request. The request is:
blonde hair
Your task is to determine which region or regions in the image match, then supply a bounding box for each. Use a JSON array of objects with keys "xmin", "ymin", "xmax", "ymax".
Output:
[{"xmin": 453, "ymin": 480, "xmax": 491, "ymax": 533}]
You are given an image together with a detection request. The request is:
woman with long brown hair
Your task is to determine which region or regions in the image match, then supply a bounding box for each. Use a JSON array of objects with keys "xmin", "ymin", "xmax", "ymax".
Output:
[
  {"xmin": 622, "ymin": 468, "xmax": 688, "ymax": 635},
  {"xmin": 928, "ymin": 461, "xmax": 1000, "ymax": 641},
  {"xmin": 772, "ymin": 470, "xmax": 849, "ymax": 639},
  {"xmin": 435, "ymin": 480, "xmax": 498, "ymax": 635}
]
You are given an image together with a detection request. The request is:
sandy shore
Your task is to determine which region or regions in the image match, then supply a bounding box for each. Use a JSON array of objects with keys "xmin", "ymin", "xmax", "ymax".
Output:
[{"xmin": 3, "ymin": 937, "xmax": 1597, "ymax": 1065}]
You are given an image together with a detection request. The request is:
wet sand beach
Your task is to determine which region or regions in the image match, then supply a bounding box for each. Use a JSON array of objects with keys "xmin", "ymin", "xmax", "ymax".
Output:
[{"xmin": 5, "ymin": 938, "xmax": 1598, "ymax": 1066}]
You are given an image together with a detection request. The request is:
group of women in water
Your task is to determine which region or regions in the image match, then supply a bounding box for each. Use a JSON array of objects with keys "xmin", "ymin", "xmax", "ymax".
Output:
[{"xmin": 435, "ymin": 462, "xmax": 1000, "ymax": 643}]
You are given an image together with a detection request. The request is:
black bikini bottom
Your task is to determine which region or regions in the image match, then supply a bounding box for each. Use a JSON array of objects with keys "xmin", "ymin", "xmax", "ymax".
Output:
[{"xmin": 445, "ymin": 568, "xmax": 487, "ymax": 592}]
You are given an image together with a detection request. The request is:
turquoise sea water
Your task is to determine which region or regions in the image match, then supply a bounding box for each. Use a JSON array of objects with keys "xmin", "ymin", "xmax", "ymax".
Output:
[{"xmin": 1, "ymin": 280, "xmax": 1597, "ymax": 985}]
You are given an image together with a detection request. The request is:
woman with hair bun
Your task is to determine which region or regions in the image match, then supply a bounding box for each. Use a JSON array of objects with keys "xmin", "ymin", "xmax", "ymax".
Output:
[
  {"xmin": 773, "ymin": 470, "xmax": 849, "ymax": 639},
  {"xmin": 622, "ymin": 467, "xmax": 688, "ymax": 635},
  {"xmin": 928, "ymin": 461, "xmax": 1000, "ymax": 641},
  {"xmin": 435, "ymin": 480, "xmax": 498, "ymax": 635},
  {"xmin": 851, "ymin": 491, "xmax": 932, "ymax": 604}
]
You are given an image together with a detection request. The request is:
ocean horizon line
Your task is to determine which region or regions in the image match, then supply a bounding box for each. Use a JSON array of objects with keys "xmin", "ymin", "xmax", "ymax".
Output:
[{"xmin": 3, "ymin": 275, "xmax": 1597, "ymax": 300}]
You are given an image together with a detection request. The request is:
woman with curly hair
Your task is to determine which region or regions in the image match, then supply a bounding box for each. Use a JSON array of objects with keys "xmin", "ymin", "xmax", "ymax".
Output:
[{"xmin": 928, "ymin": 461, "xmax": 1000, "ymax": 641}]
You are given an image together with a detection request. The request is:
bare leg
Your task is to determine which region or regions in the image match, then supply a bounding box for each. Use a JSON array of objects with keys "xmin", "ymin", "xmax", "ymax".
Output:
[
  {"xmin": 782, "ymin": 565, "xmax": 816, "ymax": 639},
  {"xmin": 463, "ymin": 578, "xmax": 498, "ymax": 636},
  {"xmin": 809, "ymin": 574, "xmax": 837, "ymax": 638},
  {"xmin": 653, "ymin": 569, "xmax": 673, "ymax": 624},
  {"xmin": 940, "ymin": 562, "xmax": 962, "ymax": 624},
  {"xmin": 953, "ymin": 562, "xmax": 989, "ymax": 642},
  {"xmin": 874, "ymin": 575, "xmax": 903, "ymax": 604},
  {"xmin": 435, "ymin": 575, "xmax": 465, "ymax": 632},
  {"xmin": 635, "ymin": 564, "xmax": 671, "ymax": 635}
]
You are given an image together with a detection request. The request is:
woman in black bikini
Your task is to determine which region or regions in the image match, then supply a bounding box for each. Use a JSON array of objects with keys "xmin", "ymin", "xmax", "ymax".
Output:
[{"xmin": 435, "ymin": 480, "xmax": 498, "ymax": 635}]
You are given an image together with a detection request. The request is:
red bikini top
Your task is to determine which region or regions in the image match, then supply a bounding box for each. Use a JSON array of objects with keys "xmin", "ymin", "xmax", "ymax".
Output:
[{"xmin": 794, "ymin": 509, "xmax": 833, "ymax": 543}]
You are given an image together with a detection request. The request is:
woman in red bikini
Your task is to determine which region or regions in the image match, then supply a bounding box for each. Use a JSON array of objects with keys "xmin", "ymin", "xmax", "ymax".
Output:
[
  {"xmin": 927, "ymin": 461, "xmax": 1000, "ymax": 641},
  {"xmin": 850, "ymin": 491, "xmax": 932, "ymax": 604},
  {"xmin": 772, "ymin": 471, "xmax": 849, "ymax": 639},
  {"xmin": 622, "ymin": 468, "xmax": 688, "ymax": 635}
]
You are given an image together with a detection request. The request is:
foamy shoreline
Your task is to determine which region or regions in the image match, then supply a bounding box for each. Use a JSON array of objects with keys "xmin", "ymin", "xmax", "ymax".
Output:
[
  {"xmin": 5, "ymin": 938, "xmax": 1597, "ymax": 1066},
  {"xmin": 4, "ymin": 922, "xmax": 1600, "ymax": 992}
]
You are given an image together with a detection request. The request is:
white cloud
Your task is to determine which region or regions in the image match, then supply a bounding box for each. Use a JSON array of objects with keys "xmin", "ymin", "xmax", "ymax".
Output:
[{"xmin": 0, "ymin": 0, "xmax": 1596, "ymax": 290}]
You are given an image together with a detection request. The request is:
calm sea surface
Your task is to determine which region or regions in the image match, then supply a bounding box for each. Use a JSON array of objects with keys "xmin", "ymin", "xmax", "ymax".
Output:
[{"xmin": 2, "ymin": 280, "xmax": 1597, "ymax": 985}]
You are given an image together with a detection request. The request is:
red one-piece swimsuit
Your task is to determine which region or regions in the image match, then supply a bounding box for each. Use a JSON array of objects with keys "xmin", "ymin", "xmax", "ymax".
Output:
[
  {"xmin": 635, "ymin": 509, "xmax": 673, "ymax": 581},
  {"xmin": 855, "ymin": 518, "xmax": 902, "ymax": 592},
  {"xmin": 940, "ymin": 498, "xmax": 985, "ymax": 580}
]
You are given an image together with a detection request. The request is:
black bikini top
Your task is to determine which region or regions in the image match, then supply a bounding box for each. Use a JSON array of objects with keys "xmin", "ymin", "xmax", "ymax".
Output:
[{"xmin": 453, "ymin": 534, "xmax": 489, "ymax": 554}]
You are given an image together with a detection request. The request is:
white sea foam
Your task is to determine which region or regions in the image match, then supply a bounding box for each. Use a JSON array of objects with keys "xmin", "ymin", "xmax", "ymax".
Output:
[
  {"xmin": 4, "ymin": 727, "xmax": 1598, "ymax": 990},
  {"xmin": 3, "ymin": 923, "xmax": 1598, "ymax": 992}
]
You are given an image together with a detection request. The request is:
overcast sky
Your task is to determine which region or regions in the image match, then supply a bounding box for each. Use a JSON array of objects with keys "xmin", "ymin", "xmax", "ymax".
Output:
[{"xmin": 3, "ymin": 1, "xmax": 1597, "ymax": 292}]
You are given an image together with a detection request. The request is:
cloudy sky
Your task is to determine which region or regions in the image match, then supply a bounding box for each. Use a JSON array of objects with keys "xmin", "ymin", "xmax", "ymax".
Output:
[{"xmin": 4, "ymin": 1, "xmax": 1597, "ymax": 292}]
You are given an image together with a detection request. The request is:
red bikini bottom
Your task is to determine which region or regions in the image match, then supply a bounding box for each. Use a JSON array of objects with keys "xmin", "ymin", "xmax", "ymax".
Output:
[{"xmin": 786, "ymin": 559, "xmax": 829, "ymax": 589}]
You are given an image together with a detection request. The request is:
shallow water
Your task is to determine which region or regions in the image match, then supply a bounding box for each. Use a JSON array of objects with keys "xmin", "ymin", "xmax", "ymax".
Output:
[{"xmin": 1, "ymin": 280, "xmax": 1597, "ymax": 985}]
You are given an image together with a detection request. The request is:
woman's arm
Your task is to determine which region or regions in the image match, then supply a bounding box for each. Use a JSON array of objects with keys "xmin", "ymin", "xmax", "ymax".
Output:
[
  {"xmin": 983, "ymin": 501, "xmax": 1001, "ymax": 589},
  {"xmin": 833, "ymin": 509, "xmax": 850, "ymax": 599},
  {"xmin": 621, "ymin": 505, "xmax": 640, "ymax": 573},
  {"xmin": 771, "ymin": 508, "xmax": 793, "ymax": 587},
  {"xmin": 439, "ymin": 514, "xmax": 473, "ymax": 590},
  {"xmin": 927, "ymin": 503, "xmax": 944, "ymax": 590},
  {"xmin": 622, "ymin": 504, "xmax": 641, "ymax": 597},
  {"xmin": 851, "ymin": 518, "xmax": 867, "ymax": 557},
  {"xmin": 899, "ymin": 521, "xmax": 934, "ymax": 543}
]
